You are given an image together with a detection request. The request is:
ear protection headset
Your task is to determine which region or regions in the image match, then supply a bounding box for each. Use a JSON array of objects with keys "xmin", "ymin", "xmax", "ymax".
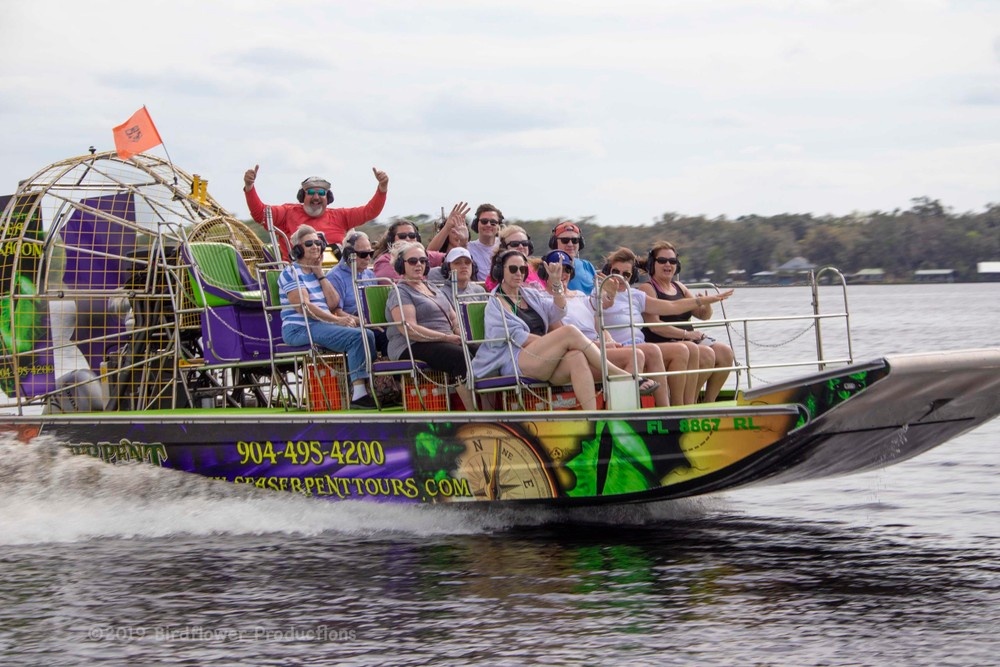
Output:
[
  {"xmin": 394, "ymin": 250, "xmax": 430, "ymax": 277},
  {"xmin": 548, "ymin": 225, "xmax": 586, "ymax": 250},
  {"xmin": 646, "ymin": 247, "xmax": 681, "ymax": 277},
  {"xmin": 601, "ymin": 261, "xmax": 638, "ymax": 285},
  {"xmin": 297, "ymin": 186, "xmax": 335, "ymax": 204},
  {"xmin": 291, "ymin": 232, "xmax": 328, "ymax": 261},
  {"xmin": 490, "ymin": 249, "xmax": 527, "ymax": 284},
  {"xmin": 387, "ymin": 221, "xmax": 422, "ymax": 245},
  {"xmin": 471, "ymin": 206, "xmax": 504, "ymax": 233},
  {"xmin": 341, "ymin": 232, "xmax": 361, "ymax": 264},
  {"xmin": 441, "ymin": 257, "xmax": 480, "ymax": 281}
]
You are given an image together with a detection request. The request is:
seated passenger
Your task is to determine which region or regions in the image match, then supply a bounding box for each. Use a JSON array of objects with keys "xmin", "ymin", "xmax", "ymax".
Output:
[
  {"xmin": 638, "ymin": 241, "xmax": 736, "ymax": 402},
  {"xmin": 278, "ymin": 225, "xmax": 377, "ymax": 409},
  {"xmin": 329, "ymin": 230, "xmax": 388, "ymax": 356},
  {"xmin": 373, "ymin": 204, "xmax": 468, "ymax": 280},
  {"xmin": 472, "ymin": 249, "xmax": 631, "ymax": 411},
  {"xmin": 431, "ymin": 247, "xmax": 487, "ymax": 300},
  {"xmin": 385, "ymin": 242, "xmax": 476, "ymax": 410},
  {"xmin": 549, "ymin": 221, "xmax": 597, "ymax": 294},
  {"xmin": 484, "ymin": 225, "xmax": 545, "ymax": 291},
  {"xmin": 540, "ymin": 250, "xmax": 670, "ymax": 408}
]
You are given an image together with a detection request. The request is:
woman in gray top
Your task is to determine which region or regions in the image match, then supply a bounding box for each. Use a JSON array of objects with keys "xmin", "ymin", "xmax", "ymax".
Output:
[{"xmin": 386, "ymin": 242, "xmax": 476, "ymax": 410}]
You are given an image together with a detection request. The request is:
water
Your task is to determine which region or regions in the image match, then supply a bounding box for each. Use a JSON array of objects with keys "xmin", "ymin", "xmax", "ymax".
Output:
[{"xmin": 2, "ymin": 284, "xmax": 998, "ymax": 666}]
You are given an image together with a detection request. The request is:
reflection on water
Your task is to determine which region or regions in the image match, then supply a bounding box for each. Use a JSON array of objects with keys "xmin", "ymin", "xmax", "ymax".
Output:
[{"xmin": 2, "ymin": 284, "xmax": 1000, "ymax": 665}]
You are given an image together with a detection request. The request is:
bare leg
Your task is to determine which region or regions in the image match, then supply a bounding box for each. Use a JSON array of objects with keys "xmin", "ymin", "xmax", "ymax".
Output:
[
  {"xmin": 654, "ymin": 342, "xmax": 689, "ymax": 406},
  {"xmin": 680, "ymin": 341, "xmax": 702, "ymax": 404},
  {"xmin": 636, "ymin": 343, "xmax": 670, "ymax": 407},
  {"xmin": 692, "ymin": 344, "xmax": 716, "ymax": 403},
  {"xmin": 703, "ymin": 342, "xmax": 735, "ymax": 402}
]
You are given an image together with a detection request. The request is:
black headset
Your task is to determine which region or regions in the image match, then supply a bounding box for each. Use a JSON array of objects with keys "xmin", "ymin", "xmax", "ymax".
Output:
[
  {"xmin": 291, "ymin": 232, "xmax": 328, "ymax": 261},
  {"xmin": 340, "ymin": 232, "xmax": 362, "ymax": 264},
  {"xmin": 548, "ymin": 225, "xmax": 586, "ymax": 250},
  {"xmin": 646, "ymin": 246, "xmax": 681, "ymax": 277},
  {"xmin": 471, "ymin": 205, "xmax": 504, "ymax": 233},
  {"xmin": 441, "ymin": 256, "xmax": 480, "ymax": 281},
  {"xmin": 600, "ymin": 261, "xmax": 639, "ymax": 285},
  {"xmin": 394, "ymin": 249, "xmax": 430, "ymax": 277},
  {"xmin": 385, "ymin": 220, "xmax": 422, "ymax": 246},
  {"xmin": 490, "ymin": 249, "xmax": 528, "ymax": 284},
  {"xmin": 297, "ymin": 185, "xmax": 335, "ymax": 204}
]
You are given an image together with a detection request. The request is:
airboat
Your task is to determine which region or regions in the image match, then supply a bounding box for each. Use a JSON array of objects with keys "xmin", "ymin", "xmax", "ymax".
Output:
[{"xmin": 2, "ymin": 150, "xmax": 999, "ymax": 505}]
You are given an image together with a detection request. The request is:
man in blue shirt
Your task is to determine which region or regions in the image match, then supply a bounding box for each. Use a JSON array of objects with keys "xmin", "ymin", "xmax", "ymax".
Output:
[
  {"xmin": 328, "ymin": 231, "xmax": 387, "ymax": 355},
  {"xmin": 549, "ymin": 221, "xmax": 596, "ymax": 294}
]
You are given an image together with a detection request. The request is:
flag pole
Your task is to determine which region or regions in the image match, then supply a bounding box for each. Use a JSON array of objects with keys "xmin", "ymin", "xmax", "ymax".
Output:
[{"xmin": 142, "ymin": 105, "xmax": 179, "ymax": 186}]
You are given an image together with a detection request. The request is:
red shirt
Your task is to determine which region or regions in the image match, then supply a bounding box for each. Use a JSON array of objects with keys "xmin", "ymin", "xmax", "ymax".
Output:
[{"xmin": 245, "ymin": 186, "xmax": 387, "ymax": 260}]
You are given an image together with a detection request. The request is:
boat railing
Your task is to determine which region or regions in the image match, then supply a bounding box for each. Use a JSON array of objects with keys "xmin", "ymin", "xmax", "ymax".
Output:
[{"xmin": 593, "ymin": 272, "xmax": 854, "ymax": 398}]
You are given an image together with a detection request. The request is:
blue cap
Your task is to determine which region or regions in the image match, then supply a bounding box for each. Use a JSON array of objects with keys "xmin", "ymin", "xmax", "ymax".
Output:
[{"xmin": 543, "ymin": 250, "xmax": 573, "ymax": 266}]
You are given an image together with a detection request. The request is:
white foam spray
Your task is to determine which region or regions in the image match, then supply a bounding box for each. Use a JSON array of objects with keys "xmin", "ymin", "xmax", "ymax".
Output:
[{"xmin": 0, "ymin": 434, "xmax": 715, "ymax": 545}]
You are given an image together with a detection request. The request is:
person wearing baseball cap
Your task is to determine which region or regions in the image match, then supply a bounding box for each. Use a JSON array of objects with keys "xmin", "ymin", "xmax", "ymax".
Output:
[
  {"xmin": 242, "ymin": 164, "xmax": 390, "ymax": 260},
  {"xmin": 428, "ymin": 247, "xmax": 486, "ymax": 299},
  {"xmin": 549, "ymin": 221, "xmax": 597, "ymax": 295}
]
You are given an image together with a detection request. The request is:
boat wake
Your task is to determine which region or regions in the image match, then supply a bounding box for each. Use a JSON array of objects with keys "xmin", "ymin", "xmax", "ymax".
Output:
[{"xmin": 0, "ymin": 435, "xmax": 720, "ymax": 545}]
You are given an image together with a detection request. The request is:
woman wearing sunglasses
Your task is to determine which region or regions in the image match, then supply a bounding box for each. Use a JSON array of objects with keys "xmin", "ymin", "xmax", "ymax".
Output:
[
  {"xmin": 385, "ymin": 242, "xmax": 476, "ymax": 410},
  {"xmin": 372, "ymin": 203, "xmax": 470, "ymax": 280},
  {"xmin": 472, "ymin": 250, "xmax": 631, "ymax": 411},
  {"xmin": 639, "ymin": 241, "xmax": 736, "ymax": 403},
  {"xmin": 483, "ymin": 225, "xmax": 545, "ymax": 291},
  {"xmin": 278, "ymin": 225, "xmax": 378, "ymax": 409},
  {"xmin": 541, "ymin": 251, "xmax": 671, "ymax": 408}
]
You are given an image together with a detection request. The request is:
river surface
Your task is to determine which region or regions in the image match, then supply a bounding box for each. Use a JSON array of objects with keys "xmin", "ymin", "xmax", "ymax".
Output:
[{"xmin": 1, "ymin": 283, "xmax": 998, "ymax": 666}]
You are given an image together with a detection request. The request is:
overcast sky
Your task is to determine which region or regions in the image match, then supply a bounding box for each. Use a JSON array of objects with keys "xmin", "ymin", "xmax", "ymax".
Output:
[{"xmin": 2, "ymin": 0, "xmax": 998, "ymax": 226}]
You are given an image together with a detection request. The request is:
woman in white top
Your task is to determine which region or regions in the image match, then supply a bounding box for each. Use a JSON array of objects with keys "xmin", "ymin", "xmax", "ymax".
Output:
[
  {"xmin": 539, "ymin": 251, "xmax": 670, "ymax": 408},
  {"xmin": 602, "ymin": 247, "xmax": 733, "ymax": 405}
]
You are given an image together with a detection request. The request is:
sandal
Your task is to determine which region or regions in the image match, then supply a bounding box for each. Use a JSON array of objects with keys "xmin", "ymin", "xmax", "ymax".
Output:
[{"xmin": 638, "ymin": 377, "xmax": 660, "ymax": 396}]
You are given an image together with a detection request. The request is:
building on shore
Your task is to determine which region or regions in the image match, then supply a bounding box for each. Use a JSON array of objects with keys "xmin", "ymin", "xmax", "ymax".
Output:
[{"xmin": 914, "ymin": 269, "xmax": 956, "ymax": 283}]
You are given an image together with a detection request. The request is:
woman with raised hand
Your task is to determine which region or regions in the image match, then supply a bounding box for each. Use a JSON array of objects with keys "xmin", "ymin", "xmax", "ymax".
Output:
[
  {"xmin": 385, "ymin": 241, "xmax": 476, "ymax": 410},
  {"xmin": 638, "ymin": 241, "xmax": 736, "ymax": 403},
  {"xmin": 472, "ymin": 249, "xmax": 631, "ymax": 411},
  {"xmin": 540, "ymin": 250, "xmax": 670, "ymax": 408}
]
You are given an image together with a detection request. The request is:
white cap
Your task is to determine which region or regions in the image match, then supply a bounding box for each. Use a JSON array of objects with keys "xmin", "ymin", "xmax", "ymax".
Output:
[{"xmin": 445, "ymin": 247, "xmax": 473, "ymax": 263}]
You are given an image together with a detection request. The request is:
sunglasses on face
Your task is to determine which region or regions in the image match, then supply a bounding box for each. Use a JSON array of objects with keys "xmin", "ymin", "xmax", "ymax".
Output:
[
  {"xmin": 557, "ymin": 237, "xmax": 581, "ymax": 245},
  {"xmin": 477, "ymin": 219, "xmax": 499, "ymax": 227},
  {"xmin": 396, "ymin": 232, "xmax": 419, "ymax": 240},
  {"xmin": 353, "ymin": 250, "xmax": 374, "ymax": 259},
  {"xmin": 506, "ymin": 240, "xmax": 531, "ymax": 249},
  {"xmin": 654, "ymin": 256, "xmax": 679, "ymax": 265},
  {"xmin": 611, "ymin": 268, "xmax": 633, "ymax": 280},
  {"xmin": 305, "ymin": 189, "xmax": 327, "ymax": 196},
  {"xmin": 302, "ymin": 239, "xmax": 324, "ymax": 248},
  {"xmin": 506, "ymin": 264, "xmax": 529, "ymax": 276},
  {"xmin": 404, "ymin": 257, "xmax": 428, "ymax": 266}
]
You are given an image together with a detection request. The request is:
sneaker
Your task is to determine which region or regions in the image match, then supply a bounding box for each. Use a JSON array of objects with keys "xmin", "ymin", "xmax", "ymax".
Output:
[{"xmin": 350, "ymin": 393, "xmax": 379, "ymax": 409}]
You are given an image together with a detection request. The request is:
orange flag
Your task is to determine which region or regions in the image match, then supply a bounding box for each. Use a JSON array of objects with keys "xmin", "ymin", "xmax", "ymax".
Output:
[{"xmin": 112, "ymin": 106, "xmax": 163, "ymax": 159}]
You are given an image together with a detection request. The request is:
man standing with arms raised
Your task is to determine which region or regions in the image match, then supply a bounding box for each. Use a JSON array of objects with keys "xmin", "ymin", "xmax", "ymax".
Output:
[
  {"xmin": 243, "ymin": 164, "xmax": 389, "ymax": 260},
  {"xmin": 467, "ymin": 203, "xmax": 503, "ymax": 281}
]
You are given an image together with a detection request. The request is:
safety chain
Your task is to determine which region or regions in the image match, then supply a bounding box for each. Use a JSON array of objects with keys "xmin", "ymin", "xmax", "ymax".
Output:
[{"xmin": 727, "ymin": 321, "xmax": 815, "ymax": 349}]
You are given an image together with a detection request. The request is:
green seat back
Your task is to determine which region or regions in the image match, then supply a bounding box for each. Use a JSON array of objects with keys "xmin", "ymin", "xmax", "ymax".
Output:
[{"xmin": 361, "ymin": 285, "xmax": 392, "ymax": 326}]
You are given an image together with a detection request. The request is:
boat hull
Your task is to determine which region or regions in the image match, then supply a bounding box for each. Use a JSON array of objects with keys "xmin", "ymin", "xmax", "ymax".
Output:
[{"xmin": 5, "ymin": 349, "xmax": 999, "ymax": 507}]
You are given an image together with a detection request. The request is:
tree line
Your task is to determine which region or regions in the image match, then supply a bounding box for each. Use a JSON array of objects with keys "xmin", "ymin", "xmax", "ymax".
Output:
[{"xmin": 252, "ymin": 196, "xmax": 1000, "ymax": 282}]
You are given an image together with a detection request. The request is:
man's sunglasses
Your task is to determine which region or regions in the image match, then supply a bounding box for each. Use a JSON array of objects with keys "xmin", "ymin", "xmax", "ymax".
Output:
[
  {"xmin": 353, "ymin": 250, "xmax": 374, "ymax": 259},
  {"xmin": 305, "ymin": 188, "xmax": 327, "ymax": 196},
  {"xmin": 476, "ymin": 219, "xmax": 500, "ymax": 226},
  {"xmin": 610, "ymin": 268, "xmax": 632, "ymax": 280},
  {"xmin": 654, "ymin": 257, "xmax": 679, "ymax": 265},
  {"xmin": 557, "ymin": 237, "xmax": 581, "ymax": 245}
]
